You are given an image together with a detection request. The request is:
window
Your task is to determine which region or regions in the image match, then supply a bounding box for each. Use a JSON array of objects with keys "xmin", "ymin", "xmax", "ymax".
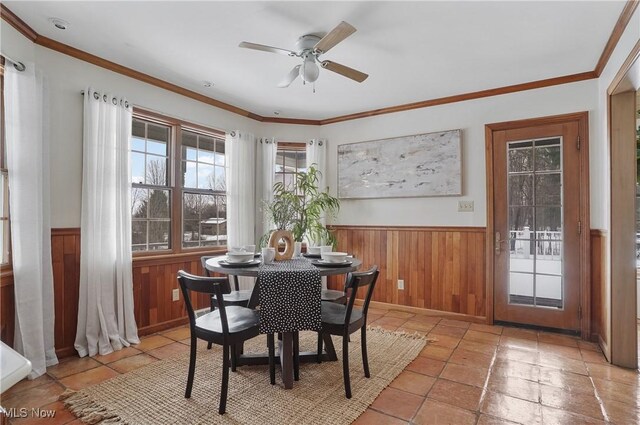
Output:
[
  {"xmin": 0, "ymin": 59, "xmax": 10, "ymax": 266},
  {"xmin": 181, "ymin": 130, "xmax": 227, "ymax": 248},
  {"xmin": 275, "ymin": 142, "xmax": 306, "ymax": 192},
  {"xmin": 131, "ymin": 119, "xmax": 171, "ymax": 252},
  {"xmin": 130, "ymin": 111, "xmax": 226, "ymax": 254}
]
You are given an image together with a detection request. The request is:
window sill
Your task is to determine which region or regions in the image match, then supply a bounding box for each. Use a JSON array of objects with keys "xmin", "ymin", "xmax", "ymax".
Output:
[{"xmin": 132, "ymin": 248, "xmax": 227, "ymax": 266}]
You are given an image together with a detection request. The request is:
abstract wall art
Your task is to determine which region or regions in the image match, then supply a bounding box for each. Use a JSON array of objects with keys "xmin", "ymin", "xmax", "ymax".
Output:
[{"xmin": 337, "ymin": 130, "xmax": 462, "ymax": 199}]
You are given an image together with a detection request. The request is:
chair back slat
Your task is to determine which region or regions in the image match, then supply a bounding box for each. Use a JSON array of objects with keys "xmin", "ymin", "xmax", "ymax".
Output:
[
  {"xmin": 177, "ymin": 270, "xmax": 232, "ymax": 334},
  {"xmin": 344, "ymin": 266, "xmax": 379, "ymax": 326}
]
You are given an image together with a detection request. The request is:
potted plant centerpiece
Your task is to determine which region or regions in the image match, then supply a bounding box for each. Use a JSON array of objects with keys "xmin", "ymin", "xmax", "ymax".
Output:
[{"xmin": 262, "ymin": 165, "xmax": 340, "ymax": 260}]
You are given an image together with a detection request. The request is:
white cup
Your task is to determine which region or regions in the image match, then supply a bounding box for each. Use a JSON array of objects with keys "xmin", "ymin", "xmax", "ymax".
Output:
[
  {"xmin": 293, "ymin": 241, "xmax": 302, "ymax": 257},
  {"xmin": 320, "ymin": 245, "xmax": 333, "ymax": 254},
  {"xmin": 243, "ymin": 244, "xmax": 256, "ymax": 254},
  {"xmin": 307, "ymin": 246, "xmax": 321, "ymax": 255},
  {"xmin": 262, "ymin": 247, "xmax": 276, "ymax": 264},
  {"xmin": 229, "ymin": 246, "xmax": 244, "ymax": 253}
]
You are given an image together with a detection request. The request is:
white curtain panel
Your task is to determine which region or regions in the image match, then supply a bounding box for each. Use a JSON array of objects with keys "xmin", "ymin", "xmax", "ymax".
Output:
[
  {"xmin": 307, "ymin": 139, "xmax": 327, "ymax": 190},
  {"xmin": 306, "ymin": 139, "xmax": 329, "ymax": 247},
  {"xmin": 5, "ymin": 63, "xmax": 58, "ymax": 378},
  {"xmin": 255, "ymin": 138, "xmax": 276, "ymax": 243},
  {"xmin": 226, "ymin": 131, "xmax": 256, "ymax": 290},
  {"xmin": 75, "ymin": 88, "xmax": 139, "ymax": 357}
]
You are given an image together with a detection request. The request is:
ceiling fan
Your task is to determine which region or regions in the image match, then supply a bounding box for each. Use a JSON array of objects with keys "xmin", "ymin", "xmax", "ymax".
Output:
[{"xmin": 239, "ymin": 21, "xmax": 368, "ymax": 88}]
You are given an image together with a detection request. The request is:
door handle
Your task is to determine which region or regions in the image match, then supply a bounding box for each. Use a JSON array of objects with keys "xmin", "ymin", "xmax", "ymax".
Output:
[{"xmin": 495, "ymin": 232, "xmax": 508, "ymax": 254}]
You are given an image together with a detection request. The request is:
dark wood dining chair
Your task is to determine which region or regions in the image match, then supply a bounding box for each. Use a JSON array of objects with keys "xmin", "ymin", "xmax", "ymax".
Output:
[
  {"xmin": 201, "ymin": 256, "xmax": 253, "ymax": 350},
  {"xmin": 177, "ymin": 270, "xmax": 275, "ymax": 414},
  {"xmin": 316, "ymin": 266, "xmax": 379, "ymax": 398},
  {"xmin": 321, "ymin": 288, "xmax": 347, "ymax": 304}
]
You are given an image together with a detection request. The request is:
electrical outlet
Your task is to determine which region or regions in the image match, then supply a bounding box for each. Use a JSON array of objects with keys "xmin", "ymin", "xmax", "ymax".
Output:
[
  {"xmin": 458, "ymin": 200, "xmax": 474, "ymax": 212},
  {"xmin": 172, "ymin": 288, "xmax": 180, "ymax": 302},
  {"xmin": 398, "ymin": 279, "xmax": 405, "ymax": 290}
]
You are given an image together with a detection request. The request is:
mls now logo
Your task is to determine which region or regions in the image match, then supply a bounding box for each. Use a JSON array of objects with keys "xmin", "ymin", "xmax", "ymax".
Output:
[{"xmin": 1, "ymin": 407, "xmax": 57, "ymax": 419}]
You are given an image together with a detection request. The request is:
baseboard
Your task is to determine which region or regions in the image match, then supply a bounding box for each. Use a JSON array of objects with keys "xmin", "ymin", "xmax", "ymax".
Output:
[
  {"xmin": 55, "ymin": 346, "xmax": 77, "ymax": 359},
  {"xmin": 137, "ymin": 317, "xmax": 190, "ymax": 337},
  {"xmin": 357, "ymin": 299, "xmax": 487, "ymax": 324},
  {"xmin": 598, "ymin": 335, "xmax": 611, "ymax": 362}
]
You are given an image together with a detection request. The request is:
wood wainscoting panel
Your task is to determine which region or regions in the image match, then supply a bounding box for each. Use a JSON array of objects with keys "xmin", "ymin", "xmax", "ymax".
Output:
[
  {"xmin": 328, "ymin": 225, "xmax": 487, "ymax": 318},
  {"xmin": 51, "ymin": 228, "xmax": 81, "ymax": 356},
  {"xmin": 590, "ymin": 229, "xmax": 608, "ymax": 352},
  {"xmin": 0, "ymin": 270, "xmax": 14, "ymax": 346}
]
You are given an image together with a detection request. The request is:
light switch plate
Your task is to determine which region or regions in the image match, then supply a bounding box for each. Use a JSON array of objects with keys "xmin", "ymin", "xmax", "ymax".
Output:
[
  {"xmin": 458, "ymin": 200, "xmax": 474, "ymax": 212},
  {"xmin": 172, "ymin": 288, "xmax": 180, "ymax": 302},
  {"xmin": 398, "ymin": 279, "xmax": 405, "ymax": 290}
]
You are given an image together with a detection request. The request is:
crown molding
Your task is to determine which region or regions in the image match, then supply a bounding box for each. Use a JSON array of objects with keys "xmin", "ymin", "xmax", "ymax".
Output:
[
  {"xmin": 594, "ymin": 0, "xmax": 639, "ymax": 77},
  {"xmin": 1, "ymin": 2, "xmax": 635, "ymax": 126}
]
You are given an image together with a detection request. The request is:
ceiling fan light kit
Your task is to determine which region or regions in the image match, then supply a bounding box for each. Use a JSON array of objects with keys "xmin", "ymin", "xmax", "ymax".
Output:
[{"xmin": 239, "ymin": 21, "xmax": 368, "ymax": 89}]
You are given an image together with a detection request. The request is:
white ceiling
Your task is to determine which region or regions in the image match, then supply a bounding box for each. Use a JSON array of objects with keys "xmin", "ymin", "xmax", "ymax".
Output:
[{"xmin": 4, "ymin": 1, "xmax": 626, "ymax": 120}]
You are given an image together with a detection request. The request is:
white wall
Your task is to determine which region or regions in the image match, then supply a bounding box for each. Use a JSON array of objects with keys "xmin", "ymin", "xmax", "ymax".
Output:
[
  {"xmin": 1, "ymin": 23, "xmax": 262, "ymax": 228},
  {"xmin": 315, "ymin": 81, "xmax": 598, "ymax": 227}
]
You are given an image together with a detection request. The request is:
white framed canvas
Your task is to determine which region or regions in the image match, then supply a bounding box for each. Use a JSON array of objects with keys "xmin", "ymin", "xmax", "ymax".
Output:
[{"xmin": 337, "ymin": 129, "xmax": 462, "ymax": 199}]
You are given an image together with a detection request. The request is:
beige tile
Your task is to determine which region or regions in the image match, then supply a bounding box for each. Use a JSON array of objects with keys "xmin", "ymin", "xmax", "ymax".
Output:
[
  {"xmin": 492, "ymin": 359, "xmax": 541, "ymax": 382},
  {"xmin": 538, "ymin": 353, "xmax": 587, "ymax": 375},
  {"xmin": 409, "ymin": 315, "xmax": 443, "ymax": 325},
  {"xmin": 439, "ymin": 319, "xmax": 471, "ymax": 329},
  {"xmin": 586, "ymin": 362, "xmax": 640, "ymax": 385},
  {"xmin": 430, "ymin": 325, "xmax": 467, "ymax": 339},
  {"xmin": 592, "ymin": 377, "xmax": 640, "ymax": 408},
  {"xmin": 601, "ymin": 396, "xmax": 640, "ymax": 425},
  {"xmin": 390, "ymin": 371, "xmax": 436, "ymax": 396},
  {"xmin": 580, "ymin": 349, "xmax": 608, "ymax": 364},
  {"xmin": 58, "ymin": 366, "xmax": 120, "ymax": 391},
  {"xmin": 413, "ymin": 399, "xmax": 477, "ymax": 425},
  {"xmin": 497, "ymin": 346, "xmax": 539, "ymax": 365},
  {"xmin": 352, "ymin": 408, "xmax": 409, "ymax": 425},
  {"xmin": 457, "ymin": 339, "xmax": 498, "ymax": 355},
  {"xmin": 384, "ymin": 310, "xmax": 415, "ymax": 319},
  {"xmin": 481, "ymin": 391, "xmax": 542, "ymax": 425},
  {"xmin": 449, "ymin": 347, "xmax": 494, "ymax": 369},
  {"xmin": 428, "ymin": 334, "xmax": 462, "ymax": 349},
  {"xmin": 368, "ymin": 307, "xmax": 389, "ymax": 316},
  {"xmin": 146, "ymin": 341, "xmax": 190, "ymax": 360},
  {"xmin": 469, "ymin": 323, "xmax": 504, "ymax": 335},
  {"xmin": 488, "ymin": 374, "xmax": 540, "ymax": 403},
  {"xmin": 464, "ymin": 330, "xmax": 500, "ymax": 345},
  {"xmin": 397, "ymin": 326, "xmax": 430, "ymax": 337},
  {"xmin": 440, "ymin": 363, "xmax": 488, "ymax": 387},
  {"xmin": 476, "ymin": 414, "xmax": 520, "ymax": 425},
  {"xmin": 133, "ymin": 335, "xmax": 174, "ymax": 352},
  {"xmin": 108, "ymin": 354, "xmax": 158, "ymax": 374},
  {"xmin": 499, "ymin": 336, "xmax": 539, "ymax": 351},
  {"xmin": 538, "ymin": 343, "xmax": 582, "ymax": 360},
  {"xmin": 161, "ymin": 327, "xmax": 191, "ymax": 341},
  {"xmin": 370, "ymin": 387, "xmax": 424, "ymax": 421},
  {"xmin": 427, "ymin": 379, "xmax": 482, "ymax": 411},
  {"xmin": 403, "ymin": 320, "xmax": 436, "ymax": 333},
  {"xmin": 93, "ymin": 346, "xmax": 141, "ymax": 365},
  {"xmin": 406, "ymin": 357, "xmax": 446, "ymax": 377},
  {"xmin": 370, "ymin": 316, "xmax": 408, "ymax": 331},
  {"xmin": 419, "ymin": 345, "xmax": 454, "ymax": 362},
  {"xmin": 47, "ymin": 357, "xmax": 102, "ymax": 379},
  {"xmin": 501, "ymin": 327, "xmax": 538, "ymax": 341},
  {"xmin": 539, "ymin": 384, "xmax": 604, "ymax": 421},
  {"xmin": 538, "ymin": 367, "xmax": 594, "ymax": 394},
  {"xmin": 537, "ymin": 332, "xmax": 579, "ymax": 348},
  {"xmin": 577, "ymin": 340, "xmax": 601, "ymax": 352},
  {"xmin": 1, "ymin": 382, "xmax": 66, "ymax": 410},
  {"xmin": 540, "ymin": 406, "xmax": 606, "ymax": 425},
  {"xmin": 2, "ymin": 375, "xmax": 53, "ymax": 398}
]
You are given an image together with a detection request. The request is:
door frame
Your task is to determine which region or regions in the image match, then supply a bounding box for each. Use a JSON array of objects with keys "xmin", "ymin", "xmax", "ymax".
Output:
[
  {"xmin": 485, "ymin": 112, "xmax": 591, "ymax": 338},
  {"xmin": 607, "ymin": 39, "xmax": 640, "ymax": 368}
]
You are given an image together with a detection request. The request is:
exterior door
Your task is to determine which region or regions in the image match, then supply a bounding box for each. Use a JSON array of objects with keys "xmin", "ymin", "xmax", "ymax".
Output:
[{"xmin": 491, "ymin": 120, "xmax": 583, "ymax": 331}]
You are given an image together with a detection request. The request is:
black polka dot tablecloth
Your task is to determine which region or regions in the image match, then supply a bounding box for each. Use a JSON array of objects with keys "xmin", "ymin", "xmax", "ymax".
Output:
[{"xmin": 258, "ymin": 258, "xmax": 322, "ymax": 334}]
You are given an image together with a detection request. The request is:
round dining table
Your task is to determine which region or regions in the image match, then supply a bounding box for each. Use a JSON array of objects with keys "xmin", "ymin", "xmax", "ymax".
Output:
[{"xmin": 205, "ymin": 255, "xmax": 362, "ymax": 389}]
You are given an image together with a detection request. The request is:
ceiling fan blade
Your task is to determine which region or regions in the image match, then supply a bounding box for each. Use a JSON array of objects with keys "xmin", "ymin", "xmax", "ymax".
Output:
[
  {"xmin": 321, "ymin": 61, "xmax": 368, "ymax": 83},
  {"xmin": 277, "ymin": 65, "xmax": 301, "ymax": 88},
  {"xmin": 313, "ymin": 21, "xmax": 356, "ymax": 54},
  {"xmin": 239, "ymin": 41, "xmax": 296, "ymax": 56}
]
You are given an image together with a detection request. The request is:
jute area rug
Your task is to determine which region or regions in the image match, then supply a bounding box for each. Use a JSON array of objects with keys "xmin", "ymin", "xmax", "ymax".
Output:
[{"xmin": 61, "ymin": 328, "xmax": 426, "ymax": 425}]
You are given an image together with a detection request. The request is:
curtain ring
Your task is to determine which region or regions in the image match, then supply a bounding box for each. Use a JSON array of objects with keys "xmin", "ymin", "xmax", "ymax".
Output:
[
  {"xmin": 112, "ymin": 97, "xmax": 117, "ymax": 105},
  {"xmin": 308, "ymin": 140, "xmax": 313, "ymax": 145},
  {"xmin": 318, "ymin": 141, "xmax": 323, "ymax": 146},
  {"xmin": 230, "ymin": 131, "xmax": 236, "ymax": 137},
  {"xmin": 125, "ymin": 101, "xmax": 130, "ymax": 108},
  {"xmin": 103, "ymin": 94, "xmax": 108, "ymax": 102},
  {"xmin": 93, "ymin": 92, "xmax": 100, "ymax": 100}
]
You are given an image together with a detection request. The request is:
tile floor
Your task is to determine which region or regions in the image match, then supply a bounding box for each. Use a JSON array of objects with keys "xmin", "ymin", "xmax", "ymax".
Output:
[{"xmin": 1, "ymin": 310, "xmax": 639, "ymax": 425}]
